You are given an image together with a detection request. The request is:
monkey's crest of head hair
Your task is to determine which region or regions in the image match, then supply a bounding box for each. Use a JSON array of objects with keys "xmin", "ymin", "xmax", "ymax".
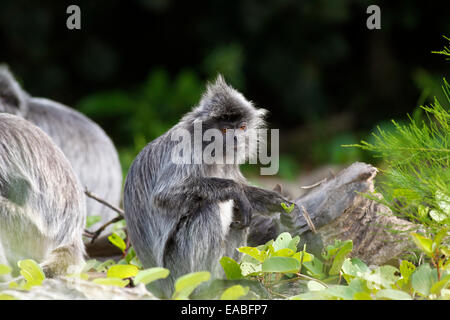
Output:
[
  {"xmin": 185, "ymin": 75, "xmax": 267, "ymax": 129},
  {"xmin": 0, "ymin": 65, "xmax": 28, "ymax": 117}
]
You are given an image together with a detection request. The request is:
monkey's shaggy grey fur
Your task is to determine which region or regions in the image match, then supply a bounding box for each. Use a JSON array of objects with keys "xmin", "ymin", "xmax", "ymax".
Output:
[
  {"xmin": 124, "ymin": 76, "xmax": 296, "ymax": 298},
  {"xmin": 0, "ymin": 114, "xmax": 86, "ymax": 280},
  {"xmin": 0, "ymin": 66, "xmax": 122, "ymax": 230}
]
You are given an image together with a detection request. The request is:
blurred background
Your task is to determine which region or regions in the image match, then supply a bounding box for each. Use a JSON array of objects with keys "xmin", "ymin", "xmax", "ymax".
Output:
[{"xmin": 0, "ymin": 0, "xmax": 448, "ymax": 195}]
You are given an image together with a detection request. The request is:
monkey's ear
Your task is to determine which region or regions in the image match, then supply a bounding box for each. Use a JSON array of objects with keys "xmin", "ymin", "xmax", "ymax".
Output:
[
  {"xmin": 0, "ymin": 65, "xmax": 28, "ymax": 116},
  {"xmin": 273, "ymin": 183, "xmax": 283, "ymax": 194}
]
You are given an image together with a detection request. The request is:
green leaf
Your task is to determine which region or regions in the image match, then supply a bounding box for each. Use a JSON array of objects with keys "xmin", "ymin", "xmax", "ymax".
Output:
[
  {"xmin": 108, "ymin": 232, "xmax": 127, "ymax": 253},
  {"xmin": 220, "ymin": 285, "xmax": 249, "ymax": 300},
  {"xmin": 172, "ymin": 271, "xmax": 211, "ymax": 300},
  {"xmin": 411, "ymin": 263, "xmax": 437, "ymax": 297},
  {"xmin": 375, "ymin": 289, "xmax": 412, "ymax": 300},
  {"xmin": 348, "ymin": 278, "xmax": 370, "ymax": 293},
  {"xmin": 272, "ymin": 248, "xmax": 295, "ymax": 257},
  {"xmin": 397, "ymin": 260, "xmax": 415, "ymax": 288},
  {"xmin": 342, "ymin": 258, "xmax": 369, "ymax": 279},
  {"xmin": 364, "ymin": 265, "xmax": 400, "ymax": 289},
  {"xmin": 323, "ymin": 285, "xmax": 357, "ymax": 300},
  {"xmin": 430, "ymin": 274, "xmax": 450, "ymax": 295},
  {"xmin": 17, "ymin": 259, "xmax": 45, "ymax": 289},
  {"xmin": 273, "ymin": 232, "xmax": 294, "ymax": 251},
  {"xmin": 288, "ymin": 236, "xmax": 301, "ymax": 251},
  {"xmin": 293, "ymin": 251, "xmax": 313, "ymax": 264},
  {"xmin": 281, "ymin": 202, "xmax": 295, "ymax": 214},
  {"xmin": 429, "ymin": 209, "xmax": 448, "ymax": 222},
  {"xmin": 0, "ymin": 294, "xmax": 16, "ymax": 300},
  {"xmin": 85, "ymin": 215, "xmax": 102, "ymax": 228},
  {"xmin": 0, "ymin": 264, "xmax": 12, "ymax": 276},
  {"xmin": 417, "ymin": 205, "xmax": 430, "ymax": 219},
  {"xmin": 107, "ymin": 264, "xmax": 139, "ymax": 279},
  {"xmin": 124, "ymin": 247, "xmax": 137, "ymax": 264},
  {"xmin": 435, "ymin": 190, "xmax": 450, "ymax": 214},
  {"xmin": 303, "ymin": 257, "xmax": 325, "ymax": 279},
  {"xmin": 134, "ymin": 267, "xmax": 170, "ymax": 285},
  {"xmin": 220, "ymin": 257, "xmax": 243, "ymax": 280},
  {"xmin": 238, "ymin": 247, "xmax": 265, "ymax": 262},
  {"xmin": 442, "ymin": 289, "xmax": 450, "ymax": 299},
  {"xmin": 240, "ymin": 262, "xmax": 262, "ymax": 276},
  {"xmin": 329, "ymin": 240, "xmax": 353, "ymax": 275},
  {"xmin": 323, "ymin": 239, "xmax": 352, "ymax": 261},
  {"xmin": 95, "ymin": 259, "xmax": 116, "ymax": 272},
  {"xmin": 92, "ymin": 277, "xmax": 130, "ymax": 287},
  {"xmin": 261, "ymin": 257, "xmax": 300, "ymax": 274},
  {"xmin": 411, "ymin": 233, "xmax": 434, "ymax": 256},
  {"xmin": 130, "ymin": 256, "xmax": 143, "ymax": 269},
  {"xmin": 307, "ymin": 280, "xmax": 326, "ymax": 291},
  {"xmin": 82, "ymin": 259, "xmax": 101, "ymax": 273},
  {"xmin": 353, "ymin": 292, "xmax": 372, "ymax": 300},
  {"xmin": 433, "ymin": 227, "xmax": 449, "ymax": 248}
]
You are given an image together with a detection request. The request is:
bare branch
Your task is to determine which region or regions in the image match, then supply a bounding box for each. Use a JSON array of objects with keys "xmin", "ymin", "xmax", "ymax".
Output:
[
  {"xmin": 84, "ymin": 189, "xmax": 124, "ymax": 217},
  {"xmin": 300, "ymin": 205, "xmax": 316, "ymax": 233},
  {"xmin": 84, "ymin": 189, "xmax": 125, "ymax": 244}
]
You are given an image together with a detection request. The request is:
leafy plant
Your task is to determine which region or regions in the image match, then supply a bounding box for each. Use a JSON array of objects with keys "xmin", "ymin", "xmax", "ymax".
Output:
[
  {"xmin": 344, "ymin": 79, "xmax": 449, "ymax": 240},
  {"xmin": 432, "ymin": 36, "xmax": 450, "ymax": 60},
  {"xmin": 172, "ymin": 271, "xmax": 211, "ymax": 300},
  {"xmin": 219, "ymin": 232, "xmax": 355, "ymax": 298}
]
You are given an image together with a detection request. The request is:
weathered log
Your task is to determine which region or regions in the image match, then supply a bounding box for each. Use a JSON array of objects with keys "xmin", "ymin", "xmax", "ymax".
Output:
[
  {"xmin": 248, "ymin": 162, "xmax": 418, "ymax": 265},
  {"xmin": 85, "ymin": 234, "xmax": 122, "ymax": 259}
]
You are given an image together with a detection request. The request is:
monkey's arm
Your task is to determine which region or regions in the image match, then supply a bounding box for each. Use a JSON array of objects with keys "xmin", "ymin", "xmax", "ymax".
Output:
[
  {"xmin": 242, "ymin": 185, "xmax": 299, "ymax": 216},
  {"xmin": 153, "ymin": 175, "xmax": 253, "ymax": 226}
]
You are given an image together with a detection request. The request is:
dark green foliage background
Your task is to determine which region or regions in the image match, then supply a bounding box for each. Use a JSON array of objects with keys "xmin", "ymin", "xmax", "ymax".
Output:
[{"xmin": 0, "ymin": 0, "xmax": 448, "ymax": 176}]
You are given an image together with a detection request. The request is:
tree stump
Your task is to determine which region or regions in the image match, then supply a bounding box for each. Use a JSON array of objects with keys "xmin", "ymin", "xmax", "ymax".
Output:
[{"xmin": 248, "ymin": 162, "xmax": 418, "ymax": 265}]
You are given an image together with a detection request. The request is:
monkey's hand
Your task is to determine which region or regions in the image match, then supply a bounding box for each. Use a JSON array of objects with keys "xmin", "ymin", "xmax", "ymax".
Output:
[
  {"xmin": 279, "ymin": 200, "xmax": 302, "ymax": 228},
  {"xmin": 242, "ymin": 185, "xmax": 299, "ymax": 217},
  {"xmin": 230, "ymin": 192, "xmax": 253, "ymax": 229}
]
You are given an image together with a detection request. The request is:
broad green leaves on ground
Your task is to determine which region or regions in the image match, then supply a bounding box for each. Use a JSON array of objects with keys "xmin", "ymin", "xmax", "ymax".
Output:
[{"xmin": 172, "ymin": 271, "xmax": 211, "ymax": 300}]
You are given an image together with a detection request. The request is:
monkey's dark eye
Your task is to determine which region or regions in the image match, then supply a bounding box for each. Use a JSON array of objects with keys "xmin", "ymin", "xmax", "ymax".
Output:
[{"xmin": 240, "ymin": 125, "xmax": 247, "ymax": 131}]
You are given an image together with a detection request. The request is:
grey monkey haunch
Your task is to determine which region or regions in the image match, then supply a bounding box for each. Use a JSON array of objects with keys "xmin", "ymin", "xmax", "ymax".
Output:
[
  {"xmin": 0, "ymin": 114, "xmax": 86, "ymax": 280},
  {"xmin": 0, "ymin": 66, "xmax": 123, "ymax": 231},
  {"xmin": 124, "ymin": 76, "xmax": 297, "ymax": 298}
]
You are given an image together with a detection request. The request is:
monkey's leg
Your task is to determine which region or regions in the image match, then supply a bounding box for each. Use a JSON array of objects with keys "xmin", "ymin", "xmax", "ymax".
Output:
[
  {"xmin": 160, "ymin": 202, "xmax": 228, "ymax": 298},
  {"xmin": 0, "ymin": 199, "xmax": 48, "ymax": 280},
  {"xmin": 224, "ymin": 226, "xmax": 248, "ymax": 261},
  {"xmin": 40, "ymin": 241, "xmax": 85, "ymax": 278},
  {"xmin": 0, "ymin": 196, "xmax": 84, "ymax": 279}
]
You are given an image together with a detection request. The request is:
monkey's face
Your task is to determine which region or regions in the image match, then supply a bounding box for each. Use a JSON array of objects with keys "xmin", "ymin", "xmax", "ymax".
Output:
[
  {"xmin": 221, "ymin": 121, "xmax": 248, "ymax": 157},
  {"xmin": 210, "ymin": 115, "xmax": 253, "ymax": 164},
  {"xmin": 191, "ymin": 75, "xmax": 267, "ymax": 165}
]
